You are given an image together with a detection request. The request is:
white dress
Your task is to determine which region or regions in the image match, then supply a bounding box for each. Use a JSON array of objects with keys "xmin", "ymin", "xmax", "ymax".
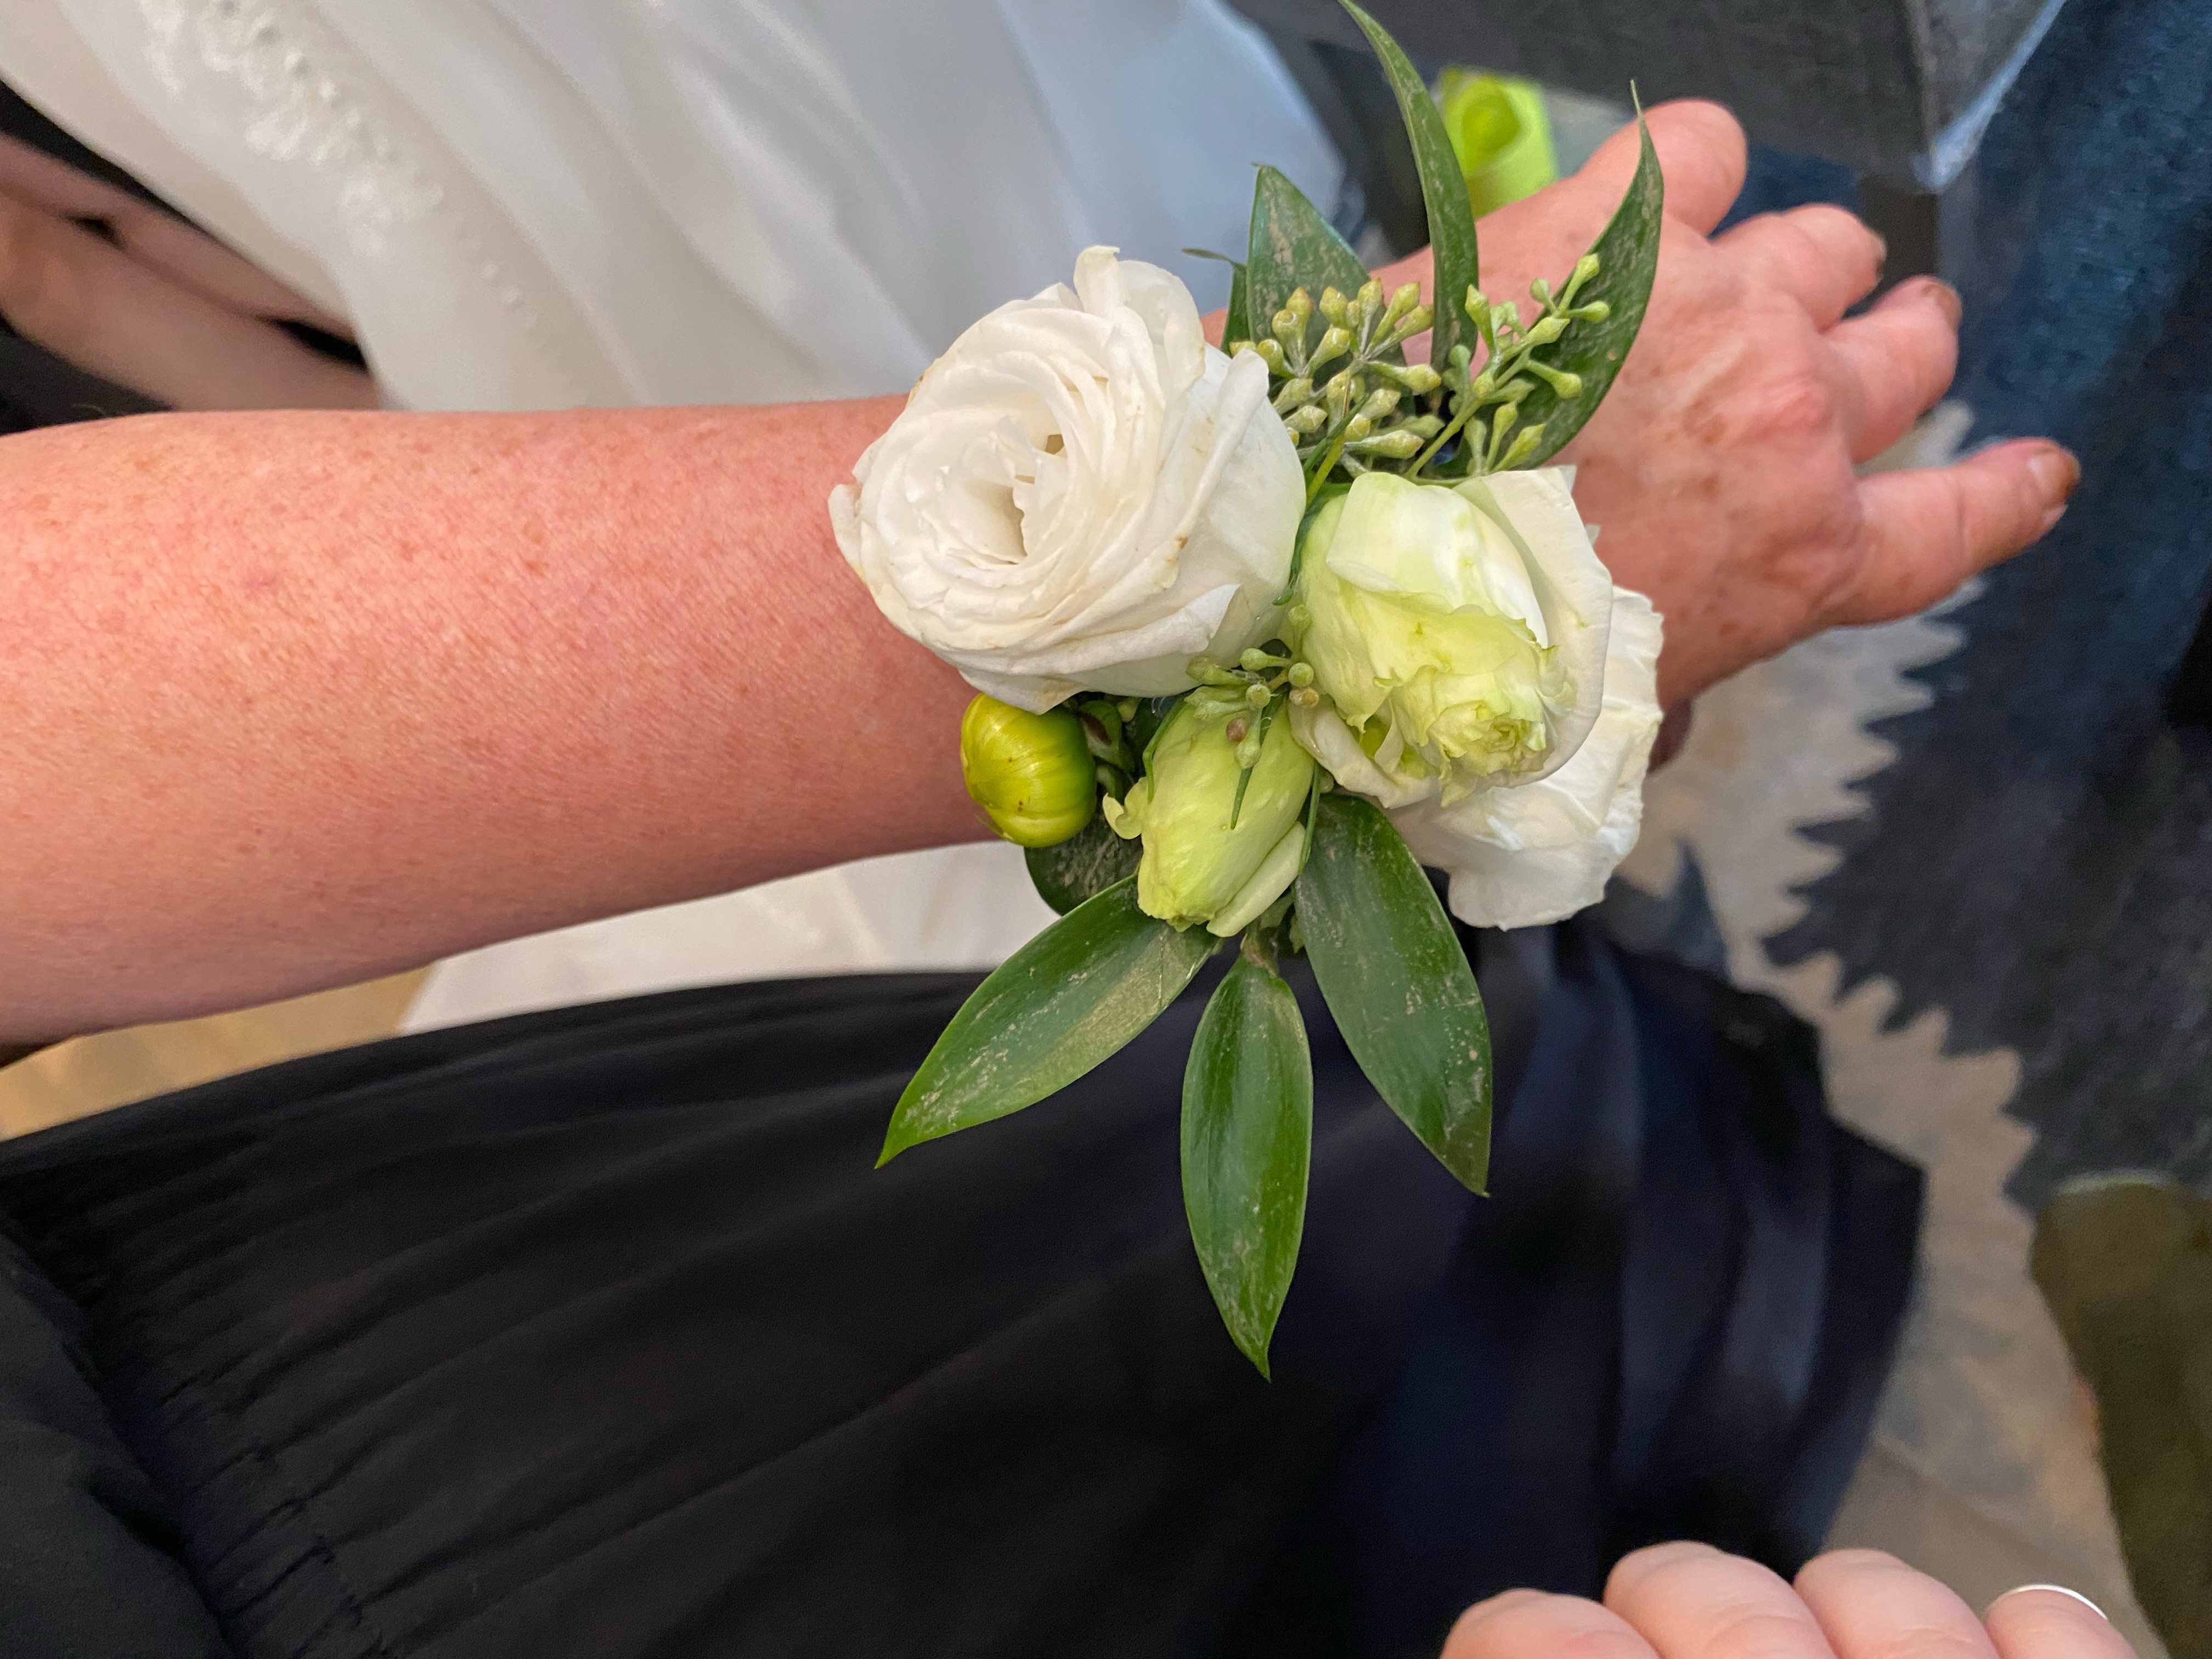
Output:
[{"xmin": 0, "ymin": 0, "xmax": 1342, "ymax": 1027}]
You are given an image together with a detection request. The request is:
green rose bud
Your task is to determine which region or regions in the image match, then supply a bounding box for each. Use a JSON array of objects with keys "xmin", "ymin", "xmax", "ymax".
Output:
[
  {"xmin": 1101, "ymin": 695, "xmax": 1315, "ymax": 935},
  {"xmin": 1290, "ymin": 470, "xmax": 1597, "ymax": 804},
  {"xmin": 959, "ymin": 694, "xmax": 1096, "ymax": 848}
]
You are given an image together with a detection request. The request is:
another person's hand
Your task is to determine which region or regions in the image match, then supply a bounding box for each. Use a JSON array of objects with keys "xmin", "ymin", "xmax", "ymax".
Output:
[
  {"xmin": 1443, "ymin": 1542, "xmax": 2134, "ymax": 1657},
  {"xmin": 1378, "ymin": 102, "xmax": 2076, "ymax": 709},
  {"xmin": 0, "ymin": 132, "xmax": 377, "ymax": 411}
]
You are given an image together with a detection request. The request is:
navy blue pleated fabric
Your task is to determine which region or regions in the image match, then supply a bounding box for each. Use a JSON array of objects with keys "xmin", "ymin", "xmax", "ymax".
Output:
[{"xmin": 0, "ymin": 921, "xmax": 1919, "ymax": 1658}]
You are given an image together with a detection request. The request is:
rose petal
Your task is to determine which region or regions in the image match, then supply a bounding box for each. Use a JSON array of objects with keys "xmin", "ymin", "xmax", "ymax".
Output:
[{"xmin": 1393, "ymin": 589, "xmax": 1663, "ymax": 928}]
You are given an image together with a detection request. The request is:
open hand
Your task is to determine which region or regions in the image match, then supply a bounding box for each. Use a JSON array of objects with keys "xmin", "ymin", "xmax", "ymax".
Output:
[
  {"xmin": 1377, "ymin": 101, "xmax": 2075, "ymax": 708},
  {"xmin": 1444, "ymin": 1543, "xmax": 2134, "ymax": 1657}
]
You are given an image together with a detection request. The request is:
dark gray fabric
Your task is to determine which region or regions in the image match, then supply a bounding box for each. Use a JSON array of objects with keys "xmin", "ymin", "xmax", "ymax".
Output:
[
  {"xmin": 1231, "ymin": 0, "xmax": 2056, "ymax": 180},
  {"xmin": 0, "ymin": 934, "xmax": 1918, "ymax": 1659},
  {"xmin": 0, "ymin": 1227, "xmax": 233, "ymax": 1659}
]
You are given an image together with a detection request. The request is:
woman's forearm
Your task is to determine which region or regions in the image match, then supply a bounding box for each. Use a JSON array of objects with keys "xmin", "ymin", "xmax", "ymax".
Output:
[{"xmin": 2, "ymin": 398, "xmax": 979, "ymax": 1041}]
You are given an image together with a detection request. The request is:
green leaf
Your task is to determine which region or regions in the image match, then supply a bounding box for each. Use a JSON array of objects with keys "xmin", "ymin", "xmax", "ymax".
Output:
[
  {"xmin": 1509, "ymin": 109, "xmax": 1664, "ymax": 467},
  {"xmin": 1339, "ymin": 0, "xmax": 1479, "ymax": 375},
  {"xmin": 1245, "ymin": 166, "xmax": 1402, "ymax": 368},
  {"xmin": 1295, "ymin": 793, "xmax": 1491, "ymax": 1190},
  {"xmin": 883, "ymin": 877, "xmax": 1216, "ymax": 1161},
  {"xmin": 1182, "ymin": 246, "xmax": 1251, "ymax": 347},
  {"xmin": 1182, "ymin": 942, "xmax": 1313, "ymax": 1375},
  {"xmin": 1025, "ymin": 814, "xmax": 1142, "ymax": 916}
]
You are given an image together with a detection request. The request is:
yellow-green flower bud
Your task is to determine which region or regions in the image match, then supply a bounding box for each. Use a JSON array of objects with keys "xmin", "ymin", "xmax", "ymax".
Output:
[
  {"xmin": 1318, "ymin": 285, "xmax": 1351, "ymax": 326},
  {"xmin": 959, "ymin": 694, "xmax": 1096, "ymax": 848},
  {"xmin": 1101, "ymin": 697, "xmax": 1316, "ymax": 935}
]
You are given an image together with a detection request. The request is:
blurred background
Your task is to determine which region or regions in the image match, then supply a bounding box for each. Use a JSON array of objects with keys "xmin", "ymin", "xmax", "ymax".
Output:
[{"xmin": 2, "ymin": 1, "xmax": 2205, "ymax": 1652}]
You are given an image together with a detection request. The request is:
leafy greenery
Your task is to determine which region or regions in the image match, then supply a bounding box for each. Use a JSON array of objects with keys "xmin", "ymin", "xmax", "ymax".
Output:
[
  {"xmin": 1295, "ymin": 794, "xmax": 1492, "ymax": 1191},
  {"xmin": 882, "ymin": 878, "xmax": 1216, "ymax": 1162},
  {"xmin": 1494, "ymin": 110, "xmax": 1663, "ymax": 467},
  {"xmin": 1339, "ymin": 1, "xmax": 1480, "ymax": 376},
  {"xmin": 1181, "ymin": 938, "xmax": 1313, "ymax": 1374},
  {"xmin": 1181, "ymin": 246, "xmax": 1250, "ymax": 351},
  {"xmin": 1243, "ymin": 166, "xmax": 1399, "ymax": 369},
  {"xmin": 1025, "ymin": 814, "xmax": 1143, "ymax": 915}
]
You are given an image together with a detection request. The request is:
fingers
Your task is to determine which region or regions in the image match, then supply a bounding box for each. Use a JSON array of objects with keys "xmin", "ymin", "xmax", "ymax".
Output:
[
  {"xmin": 1443, "ymin": 1588, "xmax": 1659, "ymax": 1658},
  {"xmin": 1984, "ymin": 1586, "xmax": 2136, "ymax": 1658},
  {"xmin": 1826, "ymin": 276, "xmax": 1961, "ymax": 460},
  {"xmin": 1836, "ymin": 439, "xmax": 2079, "ymax": 625},
  {"xmin": 0, "ymin": 132, "xmax": 352, "ymax": 334},
  {"xmin": 1715, "ymin": 204, "xmax": 1885, "ymax": 329},
  {"xmin": 1795, "ymin": 1549, "xmax": 1996, "ymax": 1657},
  {"xmin": 1604, "ymin": 1541, "xmax": 1837, "ymax": 1656},
  {"xmin": 0, "ymin": 191, "xmax": 377, "ymax": 410},
  {"xmin": 1571, "ymin": 99, "xmax": 1748, "ymax": 236}
]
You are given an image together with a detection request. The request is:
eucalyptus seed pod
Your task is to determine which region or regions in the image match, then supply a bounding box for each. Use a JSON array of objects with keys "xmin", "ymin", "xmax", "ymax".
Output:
[
  {"xmin": 958, "ymin": 694, "xmax": 1096, "ymax": 848},
  {"xmin": 1378, "ymin": 362, "xmax": 1442, "ymax": 394},
  {"xmin": 1309, "ymin": 326, "xmax": 1355, "ymax": 372}
]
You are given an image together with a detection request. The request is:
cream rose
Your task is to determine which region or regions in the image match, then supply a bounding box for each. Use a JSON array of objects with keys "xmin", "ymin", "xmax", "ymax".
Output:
[
  {"xmin": 1286, "ymin": 466, "xmax": 1663, "ymax": 928},
  {"xmin": 831, "ymin": 247, "xmax": 1305, "ymax": 713},
  {"xmin": 1393, "ymin": 590, "xmax": 1663, "ymax": 928}
]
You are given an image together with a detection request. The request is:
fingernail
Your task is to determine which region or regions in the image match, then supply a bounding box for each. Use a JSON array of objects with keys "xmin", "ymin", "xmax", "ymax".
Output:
[
  {"xmin": 2028, "ymin": 443, "xmax": 2082, "ymax": 502},
  {"xmin": 1911, "ymin": 276, "xmax": 1963, "ymax": 326},
  {"xmin": 2039, "ymin": 504, "xmax": 2068, "ymax": 537},
  {"xmin": 1991, "ymin": 1583, "xmax": 2107, "ymax": 1620}
]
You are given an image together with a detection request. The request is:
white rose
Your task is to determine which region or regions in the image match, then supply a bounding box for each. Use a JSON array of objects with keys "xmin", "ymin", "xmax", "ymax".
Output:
[
  {"xmin": 1393, "ymin": 589, "xmax": 1663, "ymax": 928},
  {"xmin": 831, "ymin": 246, "xmax": 1304, "ymax": 713},
  {"xmin": 1286, "ymin": 466, "xmax": 1663, "ymax": 928}
]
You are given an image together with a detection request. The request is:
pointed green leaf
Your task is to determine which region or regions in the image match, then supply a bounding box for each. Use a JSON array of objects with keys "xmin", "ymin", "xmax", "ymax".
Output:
[
  {"xmin": 1025, "ymin": 814, "xmax": 1143, "ymax": 916},
  {"xmin": 883, "ymin": 878, "xmax": 1216, "ymax": 1161},
  {"xmin": 1339, "ymin": 0, "xmax": 1479, "ymax": 375},
  {"xmin": 1246, "ymin": 166, "xmax": 1402, "ymax": 368},
  {"xmin": 1182, "ymin": 246, "xmax": 1251, "ymax": 347},
  {"xmin": 1295, "ymin": 793, "xmax": 1491, "ymax": 1190},
  {"xmin": 1510, "ymin": 110, "xmax": 1664, "ymax": 467},
  {"xmin": 1182, "ymin": 943, "xmax": 1313, "ymax": 1375}
]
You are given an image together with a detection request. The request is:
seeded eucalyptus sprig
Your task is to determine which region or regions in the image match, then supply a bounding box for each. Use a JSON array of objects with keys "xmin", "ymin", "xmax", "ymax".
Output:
[
  {"xmin": 1407, "ymin": 254, "xmax": 1611, "ymax": 477},
  {"xmin": 1229, "ymin": 280, "xmax": 1441, "ymax": 487}
]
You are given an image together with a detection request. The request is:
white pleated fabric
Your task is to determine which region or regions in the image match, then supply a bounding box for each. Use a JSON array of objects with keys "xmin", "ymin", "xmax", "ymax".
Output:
[{"xmin": 0, "ymin": 0, "xmax": 1341, "ymax": 1024}]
